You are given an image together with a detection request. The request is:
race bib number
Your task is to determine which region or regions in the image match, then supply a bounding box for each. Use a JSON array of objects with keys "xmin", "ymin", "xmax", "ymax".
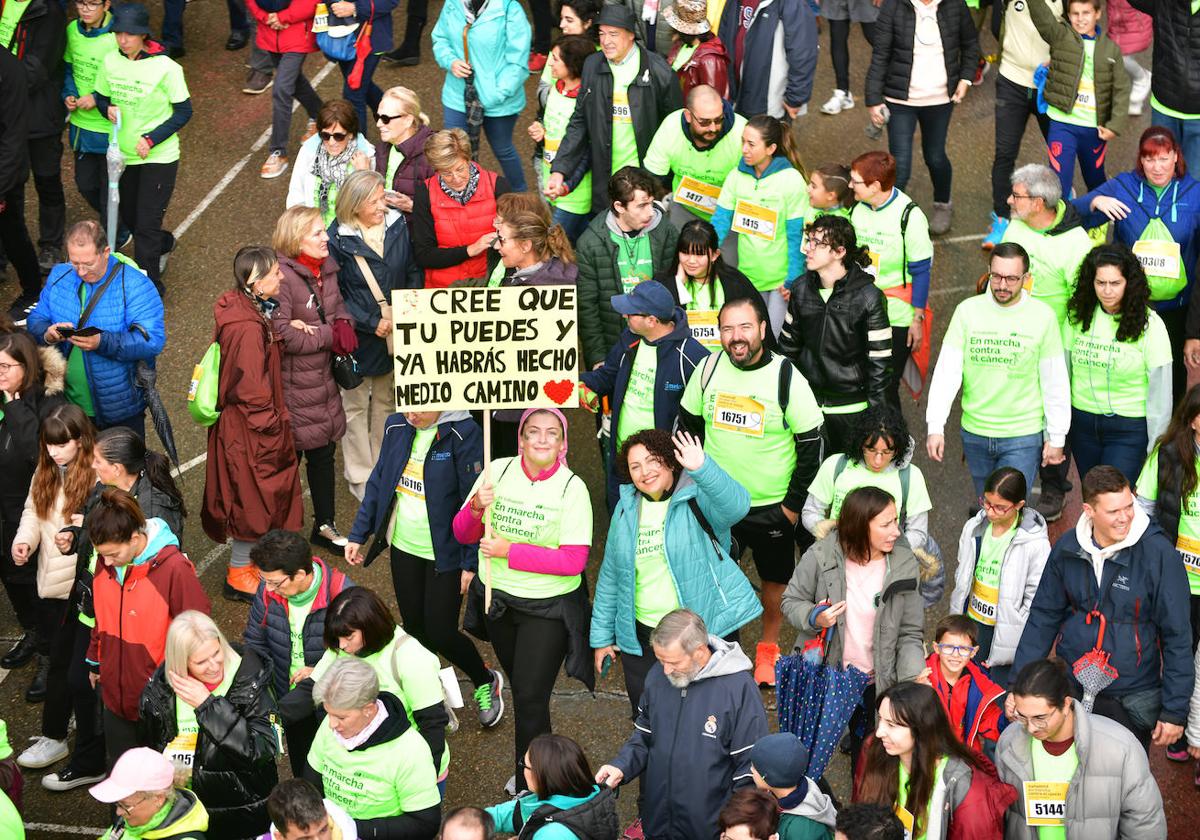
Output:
[
  {"xmin": 689, "ymin": 310, "xmax": 720, "ymax": 348},
  {"xmin": 1023, "ymin": 270, "xmax": 1036, "ymax": 293},
  {"xmin": 397, "ymin": 459, "xmax": 425, "ymax": 500},
  {"xmin": 1074, "ymin": 76, "xmax": 1096, "ymax": 117},
  {"xmin": 612, "ymin": 90, "xmax": 632, "ymax": 124},
  {"xmin": 674, "ymin": 176, "xmax": 721, "ymax": 214},
  {"xmin": 894, "ymin": 804, "xmax": 914, "ymax": 840},
  {"xmin": 712, "ymin": 393, "xmax": 765, "ymax": 437},
  {"xmin": 1023, "ymin": 780, "xmax": 1068, "ymax": 826},
  {"xmin": 1132, "ymin": 239, "xmax": 1182, "ymax": 279},
  {"xmin": 731, "ymin": 200, "xmax": 778, "ymax": 241},
  {"xmin": 867, "ymin": 250, "xmax": 881, "ymax": 277},
  {"xmin": 1177, "ymin": 534, "xmax": 1200, "ymax": 581},
  {"xmin": 967, "ymin": 578, "xmax": 999, "ymax": 626},
  {"xmin": 543, "ymin": 135, "xmax": 560, "ymax": 166},
  {"xmin": 164, "ymin": 731, "xmax": 197, "ymax": 769},
  {"xmin": 312, "ymin": 3, "xmax": 329, "ymax": 32}
]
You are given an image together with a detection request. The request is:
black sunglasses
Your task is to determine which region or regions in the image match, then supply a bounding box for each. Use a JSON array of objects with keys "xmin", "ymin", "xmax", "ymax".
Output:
[
  {"xmin": 319, "ymin": 130, "xmax": 348, "ymax": 142},
  {"xmin": 376, "ymin": 113, "xmax": 406, "ymax": 125}
]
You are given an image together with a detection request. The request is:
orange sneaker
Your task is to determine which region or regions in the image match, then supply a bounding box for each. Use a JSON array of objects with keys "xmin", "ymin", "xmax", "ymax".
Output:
[
  {"xmin": 300, "ymin": 118, "xmax": 318, "ymax": 143},
  {"xmin": 260, "ymin": 150, "xmax": 289, "ymax": 179},
  {"xmin": 755, "ymin": 642, "xmax": 780, "ymax": 688},
  {"xmin": 223, "ymin": 565, "xmax": 259, "ymax": 603}
]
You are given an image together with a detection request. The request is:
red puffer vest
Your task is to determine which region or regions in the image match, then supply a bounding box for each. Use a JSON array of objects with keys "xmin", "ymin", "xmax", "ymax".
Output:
[{"xmin": 424, "ymin": 168, "xmax": 499, "ymax": 288}]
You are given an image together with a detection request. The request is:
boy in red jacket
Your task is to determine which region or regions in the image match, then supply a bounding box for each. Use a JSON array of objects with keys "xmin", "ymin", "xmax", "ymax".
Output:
[{"xmin": 918, "ymin": 615, "xmax": 1006, "ymax": 759}]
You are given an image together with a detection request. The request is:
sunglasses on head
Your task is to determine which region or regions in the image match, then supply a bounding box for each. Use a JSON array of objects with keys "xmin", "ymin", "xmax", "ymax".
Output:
[{"xmin": 319, "ymin": 130, "xmax": 349, "ymax": 143}]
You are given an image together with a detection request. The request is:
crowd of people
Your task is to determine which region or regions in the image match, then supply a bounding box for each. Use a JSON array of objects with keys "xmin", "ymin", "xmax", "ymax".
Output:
[{"xmin": 3, "ymin": 0, "xmax": 1200, "ymax": 838}]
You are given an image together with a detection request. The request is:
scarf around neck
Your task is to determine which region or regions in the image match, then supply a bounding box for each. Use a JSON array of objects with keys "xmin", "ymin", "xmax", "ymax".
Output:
[
  {"xmin": 313, "ymin": 140, "xmax": 357, "ymax": 217},
  {"xmin": 439, "ymin": 162, "xmax": 481, "ymax": 206}
]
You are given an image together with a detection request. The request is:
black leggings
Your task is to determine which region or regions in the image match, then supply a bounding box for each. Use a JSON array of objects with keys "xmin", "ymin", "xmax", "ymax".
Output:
[
  {"xmin": 829, "ymin": 19, "xmax": 877, "ymax": 92},
  {"xmin": 485, "ymin": 603, "xmax": 569, "ymax": 782},
  {"xmin": 44, "ymin": 609, "xmax": 106, "ymax": 774},
  {"xmin": 298, "ymin": 441, "xmax": 337, "ymax": 529},
  {"xmin": 390, "ymin": 547, "xmax": 490, "ymax": 687}
]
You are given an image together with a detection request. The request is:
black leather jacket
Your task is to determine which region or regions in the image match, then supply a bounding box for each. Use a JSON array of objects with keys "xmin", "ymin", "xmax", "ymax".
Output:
[
  {"xmin": 779, "ymin": 263, "xmax": 892, "ymax": 407},
  {"xmin": 138, "ymin": 646, "xmax": 279, "ymax": 840}
]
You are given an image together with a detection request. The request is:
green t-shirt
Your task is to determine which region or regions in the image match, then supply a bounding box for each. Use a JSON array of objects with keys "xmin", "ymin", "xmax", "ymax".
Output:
[
  {"xmin": 310, "ymin": 627, "xmax": 451, "ymax": 774},
  {"xmin": 385, "ymin": 144, "xmax": 404, "ymax": 187},
  {"xmin": 610, "ymin": 52, "xmax": 641, "ymax": 172},
  {"xmin": 93, "ymin": 49, "xmax": 190, "ymax": 165},
  {"xmin": 681, "ymin": 276, "xmax": 724, "ymax": 349},
  {"xmin": 1150, "ymin": 93, "xmax": 1200, "ymax": 121},
  {"xmin": 1047, "ymin": 38, "xmax": 1098, "ymax": 127},
  {"xmin": 391, "ymin": 426, "xmax": 437, "ymax": 559},
  {"xmin": 896, "ymin": 755, "xmax": 948, "ymax": 840},
  {"xmin": 999, "ymin": 202, "xmax": 1092, "ymax": 324},
  {"xmin": 612, "ymin": 229, "xmax": 654, "ymax": 294},
  {"xmin": 286, "ymin": 565, "xmax": 322, "ymax": 679},
  {"xmin": 64, "ymin": 282, "xmax": 96, "ymax": 416},
  {"xmin": 808, "ymin": 456, "xmax": 932, "ymax": 520},
  {"xmin": 1063, "ymin": 306, "xmax": 1172, "ymax": 417},
  {"xmin": 64, "ymin": 16, "xmax": 120, "ymax": 136},
  {"xmin": 543, "ymin": 84, "xmax": 592, "ymax": 215},
  {"xmin": 943, "ymin": 293, "xmax": 1063, "ymax": 438},
  {"xmin": 716, "ymin": 163, "xmax": 809, "ymax": 291},
  {"xmin": 166, "ymin": 650, "xmax": 241, "ymax": 776},
  {"xmin": 967, "ymin": 521, "xmax": 1018, "ymax": 626},
  {"xmin": 634, "ymin": 497, "xmax": 679, "ymax": 625},
  {"xmin": 1028, "ymin": 738, "xmax": 1078, "ymax": 840},
  {"xmin": 616, "ymin": 340, "xmax": 658, "ymax": 446},
  {"xmin": 1137, "ymin": 446, "xmax": 1200, "ymax": 595},
  {"xmin": 0, "ymin": 0, "xmax": 30, "ymax": 50},
  {"xmin": 308, "ymin": 717, "xmax": 442, "ymax": 820},
  {"xmin": 643, "ymin": 109, "xmax": 747, "ymax": 221},
  {"xmin": 849, "ymin": 190, "xmax": 933, "ymax": 328},
  {"xmin": 467, "ymin": 457, "xmax": 593, "ymax": 598},
  {"xmin": 680, "ymin": 353, "xmax": 824, "ymax": 507},
  {"xmin": 671, "ymin": 42, "xmax": 697, "ymax": 71}
]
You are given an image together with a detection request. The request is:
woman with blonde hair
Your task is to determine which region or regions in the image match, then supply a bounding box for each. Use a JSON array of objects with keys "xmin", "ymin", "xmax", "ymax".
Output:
[
  {"xmin": 411, "ymin": 128, "xmax": 511, "ymax": 288},
  {"xmin": 139, "ymin": 610, "xmax": 278, "ymax": 839},
  {"xmin": 494, "ymin": 208, "xmax": 577, "ymax": 286},
  {"xmin": 329, "ymin": 170, "xmax": 423, "ymax": 499},
  {"xmin": 375, "ymin": 86, "xmax": 435, "ymax": 217},
  {"xmin": 271, "ymin": 206, "xmax": 353, "ymax": 551}
]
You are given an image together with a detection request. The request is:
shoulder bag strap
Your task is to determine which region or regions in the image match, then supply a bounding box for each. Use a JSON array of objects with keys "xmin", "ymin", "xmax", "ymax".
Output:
[
  {"xmin": 77, "ymin": 261, "xmax": 123, "ymax": 329},
  {"xmin": 899, "ymin": 201, "xmax": 916, "ymax": 288},
  {"xmin": 295, "ymin": 273, "xmax": 328, "ymax": 324},
  {"xmin": 687, "ymin": 497, "xmax": 724, "ymax": 559},
  {"xmin": 354, "ymin": 254, "xmax": 392, "ymax": 319}
]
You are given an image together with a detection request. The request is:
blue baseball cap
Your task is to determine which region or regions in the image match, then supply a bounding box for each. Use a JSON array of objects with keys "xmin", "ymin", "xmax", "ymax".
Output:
[{"xmin": 610, "ymin": 280, "xmax": 675, "ymax": 322}]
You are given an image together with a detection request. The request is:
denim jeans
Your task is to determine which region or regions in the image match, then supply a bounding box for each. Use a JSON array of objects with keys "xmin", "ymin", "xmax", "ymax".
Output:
[
  {"xmin": 1068, "ymin": 408, "xmax": 1148, "ymax": 487},
  {"xmin": 886, "ymin": 100, "xmax": 955, "ymax": 203},
  {"xmin": 337, "ymin": 53, "xmax": 383, "ymax": 135},
  {"xmin": 1152, "ymin": 108, "xmax": 1200, "ymax": 178},
  {"xmin": 443, "ymin": 108, "xmax": 528, "ymax": 191},
  {"xmin": 551, "ymin": 206, "xmax": 593, "ymax": 244},
  {"xmin": 960, "ymin": 429, "xmax": 1043, "ymax": 500}
]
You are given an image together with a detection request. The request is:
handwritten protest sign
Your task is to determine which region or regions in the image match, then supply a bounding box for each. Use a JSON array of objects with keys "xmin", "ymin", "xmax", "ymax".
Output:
[{"xmin": 391, "ymin": 286, "xmax": 579, "ymax": 412}]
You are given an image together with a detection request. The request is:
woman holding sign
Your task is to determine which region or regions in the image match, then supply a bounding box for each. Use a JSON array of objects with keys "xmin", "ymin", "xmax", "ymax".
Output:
[
  {"xmin": 1071, "ymin": 126, "xmax": 1200, "ymax": 398},
  {"xmin": 1062, "ymin": 243, "xmax": 1172, "ymax": 485},
  {"xmin": 995, "ymin": 658, "xmax": 1166, "ymax": 838},
  {"xmin": 949, "ymin": 467, "xmax": 1050, "ymax": 690},
  {"xmin": 453, "ymin": 407, "xmax": 594, "ymax": 796},
  {"xmin": 711, "ymin": 115, "xmax": 809, "ymax": 337},
  {"xmin": 138, "ymin": 611, "xmax": 278, "ymax": 840}
]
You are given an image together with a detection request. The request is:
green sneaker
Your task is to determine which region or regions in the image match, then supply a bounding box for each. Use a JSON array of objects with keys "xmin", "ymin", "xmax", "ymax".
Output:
[{"xmin": 475, "ymin": 669, "xmax": 505, "ymax": 728}]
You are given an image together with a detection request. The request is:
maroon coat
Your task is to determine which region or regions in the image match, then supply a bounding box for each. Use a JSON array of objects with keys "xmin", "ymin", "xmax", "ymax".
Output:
[
  {"xmin": 202, "ymin": 290, "xmax": 304, "ymax": 544},
  {"xmin": 669, "ymin": 37, "xmax": 730, "ymax": 100},
  {"xmin": 272, "ymin": 253, "xmax": 348, "ymax": 451},
  {"xmin": 374, "ymin": 122, "xmax": 435, "ymax": 212}
]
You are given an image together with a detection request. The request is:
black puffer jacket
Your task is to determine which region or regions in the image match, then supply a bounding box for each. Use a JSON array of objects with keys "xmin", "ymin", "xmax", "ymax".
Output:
[
  {"xmin": 550, "ymin": 45, "xmax": 683, "ymax": 210},
  {"xmin": 138, "ymin": 646, "xmax": 280, "ymax": 840},
  {"xmin": 0, "ymin": 47, "xmax": 29, "ymax": 196},
  {"xmin": 865, "ymin": 0, "xmax": 980, "ymax": 106},
  {"xmin": 779, "ymin": 263, "xmax": 892, "ymax": 408},
  {"xmin": 5, "ymin": 0, "xmax": 65, "ymax": 140},
  {"xmin": 1128, "ymin": 0, "xmax": 1200, "ymax": 116}
]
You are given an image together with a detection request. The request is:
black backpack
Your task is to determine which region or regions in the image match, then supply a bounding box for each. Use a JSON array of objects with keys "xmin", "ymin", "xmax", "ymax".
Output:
[{"xmin": 511, "ymin": 787, "xmax": 620, "ymax": 840}]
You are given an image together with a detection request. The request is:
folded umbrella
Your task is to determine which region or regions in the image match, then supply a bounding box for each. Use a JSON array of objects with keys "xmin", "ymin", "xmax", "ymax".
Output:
[
  {"xmin": 1072, "ymin": 610, "xmax": 1118, "ymax": 713},
  {"xmin": 134, "ymin": 360, "xmax": 180, "ymax": 468}
]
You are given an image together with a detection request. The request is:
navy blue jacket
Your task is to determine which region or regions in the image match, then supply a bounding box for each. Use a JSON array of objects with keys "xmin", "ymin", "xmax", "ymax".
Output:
[
  {"xmin": 243, "ymin": 556, "xmax": 354, "ymax": 699},
  {"xmin": 718, "ymin": 0, "xmax": 818, "ymax": 118},
  {"xmin": 1010, "ymin": 521, "xmax": 1195, "ymax": 724},
  {"xmin": 348, "ymin": 411, "xmax": 484, "ymax": 572}
]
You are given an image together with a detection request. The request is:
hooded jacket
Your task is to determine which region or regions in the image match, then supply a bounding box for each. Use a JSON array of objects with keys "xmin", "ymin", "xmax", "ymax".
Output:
[
  {"xmin": 101, "ymin": 788, "xmax": 209, "ymax": 839},
  {"xmin": 781, "ymin": 533, "xmax": 926, "ymax": 693},
  {"xmin": 29, "ymin": 255, "xmax": 166, "ymax": 428},
  {"xmin": 592, "ymin": 457, "xmax": 761, "ymax": 654},
  {"xmin": 259, "ymin": 799, "xmax": 356, "ymax": 840},
  {"xmin": 1028, "ymin": 0, "xmax": 1129, "ymax": 135},
  {"xmin": 349, "ymin": 411, "xmax": 483, "ymax": 572},
  {"xmin": 718, "ymin": 0, "xmax": 818, "ymax": 118},
  {"xmin": 995, "ymin": 698, "xmax": 1167, "ymax": 839},
  {"xmin": 779, "ymin": 263, "xmax": 892, "ymax": 408},
  {"xmin": 375, "ymin": 123, "xmax": 435, "ymax": 209},
  {"xmin": 669, "ymin": 36, "xmax": 730, "ymax": 99},
  {"xmin": 328, "ymin": 209, "xmax": 424, "ymax": 377},
  {"xmin": 246, "ymin": 0, "xmax": 318, "ymax": 53},
  {"xmin": 549, "ymin": 45, "xmax": 684, "ymax": 210},
  {"xmin": 611, "ymin": 635, "xmax": 769, "ymax": 840},
  {"xmin": 488, "ymin": 786, "xmax": 620, "ymax": 840},
  {"xmin": 575, "ymin": 207, "xmax": 679, "ymax": 367},
  {"xmin": 431, "ymin": 0, "xmax": 530, "ymax": 117},
  {"xmin": 949, "ymin": 508, "xmax": 1051, "ymax": 667},
  {"xmin": 925, "ymin": 652, "xmax": 1006, "ymax": 757},
  {"xmin": 865, "ymin": 0, "xmax": 980, "ymax": 108},
  {"xmin": 138, "ymin": 646, "xmax": 279, "ymax": 840},
  {"xmin": 999, "ymin": 199, "xmax": 1093, "ymax": 323},
  {"xmin": 14, "ymin": 480, "xmax": 80, "ymax": 600},
  {"xmin": 244, "ymin": 556, "xmax": 354, "ymax": 698},
  {"xmin": 201, "ymin": 290, "xmax": 304, "ymax": 545},
  {"xmin": 580, "ymin": 309, "xmax": 710, "ymax": 488},
  {"xmin": 499, "ymin": 255, "xmax": 579, "ymax": 287},
  {"xmin": 1126, "ymin": 0, "xmax": 1200, "ymax": 117},
  {"xmin": 1009, "ymin": 509, "xmax": 1195, "ymax": 724},
  {"xmin": 777, "ymin": 782, "xmax": 837, "ymax": 840},
  {"xmin": 2, "ymin": 0, "xmax": 65, "ymax": 140},
  {"xmin": 88, "ymin": 518, "xmax": 212, "ymax": 721}
]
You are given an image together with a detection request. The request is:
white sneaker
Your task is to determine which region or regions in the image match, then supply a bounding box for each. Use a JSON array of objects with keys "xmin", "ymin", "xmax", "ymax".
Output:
[
  {"xmin": 820, "ymin": 90, "xmax": 854, "ymax": 115},
  {"xmin": 1129, "ymin": 72, "xmax": 1152, "ymax": 116},
  {"xmin": 18, "ymin": 736, "xmax": 68, "ymax": 769}
]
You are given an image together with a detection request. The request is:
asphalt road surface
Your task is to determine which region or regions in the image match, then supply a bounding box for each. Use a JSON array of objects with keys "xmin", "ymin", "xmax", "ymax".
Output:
[{"xmin": 2, "ymin": 3, "xmax": 1194, "ymax": 835}]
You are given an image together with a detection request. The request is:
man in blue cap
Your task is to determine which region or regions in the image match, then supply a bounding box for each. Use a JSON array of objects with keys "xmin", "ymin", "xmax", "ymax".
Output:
[
  {"xmin": 751, "ymin": 733, "xmax": 838, "ymax": 839},
  {"xmin": 581, "ymin": 278, "xmax": 709, "ymax": 510}
]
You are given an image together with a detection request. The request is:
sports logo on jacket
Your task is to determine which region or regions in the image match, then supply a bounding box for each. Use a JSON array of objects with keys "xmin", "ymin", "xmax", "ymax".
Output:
[{"xmin": 703, "ymin": 715, "xmax": 719, "ymax": 737}]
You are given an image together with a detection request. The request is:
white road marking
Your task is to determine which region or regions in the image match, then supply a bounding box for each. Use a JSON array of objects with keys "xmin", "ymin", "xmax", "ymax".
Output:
[
  {"xmin": 24, "ymin": 823, "xmax": 110, "ymax": 835},
  {"xmin": 178, "ymin": 450, "xmax": 207, "ymax": 475},
  {"xmin": 936, "ymin": 232, "xmax": 987, "ymax": 245}
]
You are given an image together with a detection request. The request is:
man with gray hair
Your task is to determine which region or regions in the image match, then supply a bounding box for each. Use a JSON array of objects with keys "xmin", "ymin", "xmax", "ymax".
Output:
[
  {"xmin": 595, "ymin": 609, "xmax": 768, "ymax": 839},
  {"xmin": 999, "ymin": 163, "xmax": 1092, "ymax": 523}
]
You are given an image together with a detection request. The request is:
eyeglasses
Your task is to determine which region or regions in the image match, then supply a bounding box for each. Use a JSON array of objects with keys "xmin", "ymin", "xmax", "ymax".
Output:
[
  {"xmin": 319, "ymin": 130, "xmax": 348, "ymax": 143},
  {"xmin": 1011, "ymin": 710, "xmax": 1058, "ymax": 731},
  {"xmin": 495, "ymin": 231, "xmax": 509, "ymax": 245},
  {"xmin": 848, "ymin": 176, "xmax": 866, "ymax": 187},
  {"xmin": 803, "ymin": 238, "xmax": 830, "ymax": 251},
  {"xmin": 115, "ymin": 794, "xmax": 149, "ymax": 815},
  {"xmin": 979, "ymin": 496, "xmax": 1017, "ymax": 516},
  {"xmin": 987, "ymin": 272, "xmax": 1026, "ymax": 287},
  {"xmin": 375, "ymin": 113, "xmax": 407, "ymax": 125},
  {"xmin": 1009, "ymin": 191, "xmax": 1034, "ymax": 201},
  {"xmin": 862, "ymin": 446, "xmax": 895, "ymax": 458},
  {"xmin": 691, "ymin": 114, "xmax": 723, "ymax": 127},
  {"xmin": 259, "ymin": 574, "xmax": 289, "ymax": 591},
  {"xmin": 76, "ymin": 0, "xmax": 105, "ymax": 7},
  {"xmin": 0, "ymin": 362, "xmax": 24, "ymax": 374},
  {"xmin": 934, "ymin": 643, "xmax": 977, "ymax": 657}
]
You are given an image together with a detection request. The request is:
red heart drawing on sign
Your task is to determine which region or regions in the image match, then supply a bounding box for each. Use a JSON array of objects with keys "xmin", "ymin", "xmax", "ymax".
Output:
[{"xmin": 543, "ymin": 379, "xmax": 574, "ymax": 405}]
